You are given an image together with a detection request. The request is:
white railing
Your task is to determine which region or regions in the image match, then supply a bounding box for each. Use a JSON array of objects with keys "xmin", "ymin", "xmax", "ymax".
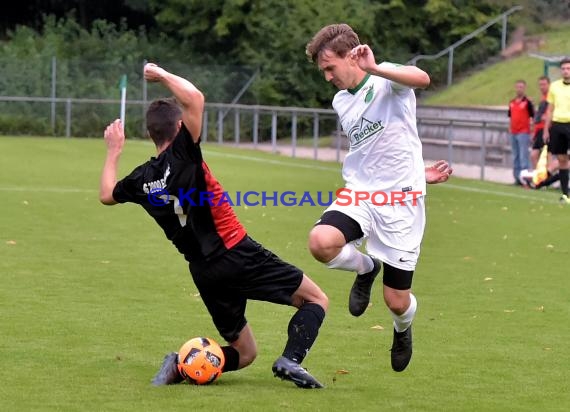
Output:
[
  {"xmin": 0, "ymin": 96, "xmax": 512, "ymax": 180},
  {"xmin": 408, "ymin": 5, "xmax": 523, "ymax": 86}
]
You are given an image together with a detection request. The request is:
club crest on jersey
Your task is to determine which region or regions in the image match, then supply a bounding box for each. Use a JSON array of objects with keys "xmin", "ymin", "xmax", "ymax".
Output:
[
  {"xmin": 363, "ymin": 85, "xmax": 374, "ymax": 103},
  {"xmin": 347, "ymin": 117, "xmax": 385, "ymax": 148}
]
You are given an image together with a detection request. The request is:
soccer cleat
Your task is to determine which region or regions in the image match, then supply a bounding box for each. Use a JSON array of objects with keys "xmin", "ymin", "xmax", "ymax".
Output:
[
  {"xmin": 348, "ymin": 258, "xmax": 381, "ymax": 317},
  {"xmin": 391, "ymin": 326, "xmax": 413, "ymax": 372},
  {"xmin": 151, "ymin": 352, "xmax": 184, "ymax": 385},
  {"xmin": 272, "ymin": 356, "xmax": 324, "ymax": 389},
  {"xmin": 559, "ymin": 194, "xmax": 570, "ymax": 205}
]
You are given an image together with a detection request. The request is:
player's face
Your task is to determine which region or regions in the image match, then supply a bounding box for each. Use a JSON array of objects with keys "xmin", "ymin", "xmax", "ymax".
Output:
[
  {"xmin": 538, "ymin": 79, "xmax": 549, "ymax": 95},
  {"xmin": 560, "ymin": 63, "xmax": 570, "ymax": 81},
  {"xmin": 514, "ymin": 81, "xmax": 526, "ymax": 97},
  {"xmin": 317, "ymin": 49, "xmax": 358, "ymax": 90}
]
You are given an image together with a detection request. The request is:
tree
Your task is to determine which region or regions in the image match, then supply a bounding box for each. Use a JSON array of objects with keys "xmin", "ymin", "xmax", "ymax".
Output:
[
  {"xmin": 148, "ymin": 0, "xmax": 381, "ymax": 106},
  {"xmin": 0, "ymin": 0, "xmax": 156, "ymax": 39}
]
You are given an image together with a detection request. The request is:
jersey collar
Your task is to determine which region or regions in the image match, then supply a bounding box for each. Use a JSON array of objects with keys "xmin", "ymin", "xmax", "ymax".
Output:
[{"xmin": 348, "ymin": 74, "xmax": 370, "ymax": 95}]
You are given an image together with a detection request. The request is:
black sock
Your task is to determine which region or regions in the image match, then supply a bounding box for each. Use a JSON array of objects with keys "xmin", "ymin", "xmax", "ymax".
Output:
[
  {"xmin": 538, "ymin": 172, "xmax": 560, "ymax": 188},
  {"xmin": 560, "ymin": 169, "xmax": 569, "ymax": 196},
  {"xmin": 282, "ymin": 303, "xmax": 325, "ymax": 364},
  {"xmin": 221, "ymin": 346, "xmax": 240, "ymax": 372}
]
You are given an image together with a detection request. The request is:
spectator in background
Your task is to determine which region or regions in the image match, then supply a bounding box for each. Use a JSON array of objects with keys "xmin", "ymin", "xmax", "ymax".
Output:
[
  {"xmin": 530, "ymin": 76, "xmax": 551, "ymax": 169},
  {"xmin": 508, "ymin": 79, "xmax": 535, "ymax": 185},
  {"xmin": 544, "ymin": 57, "xmax": 570, "ymax": 204}
]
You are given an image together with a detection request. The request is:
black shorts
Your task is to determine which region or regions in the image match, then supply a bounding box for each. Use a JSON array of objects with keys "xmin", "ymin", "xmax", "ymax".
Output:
[
  {"xmin": 315, "ymin": 210, "xmax": 364, "ymax": 242},
  {"xmin": 188, "ymin": 236, "xmax": 303, "ymax": 343},
  {"xmin": 532, "ymin": 128, "xmax": 546, "ymax": 150},
  {"xmin": 549, "ymin": 122, "xmax": 570, "ymax": 155}
]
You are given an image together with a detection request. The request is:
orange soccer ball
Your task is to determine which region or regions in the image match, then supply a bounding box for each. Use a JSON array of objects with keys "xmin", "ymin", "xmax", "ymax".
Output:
[{"xmin": 177, "ymin": 337, "xmax": 225, "ymax": 385}]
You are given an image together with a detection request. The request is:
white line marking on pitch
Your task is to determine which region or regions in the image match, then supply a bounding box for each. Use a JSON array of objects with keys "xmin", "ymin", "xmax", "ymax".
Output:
[{"xmin": 0, "ymin": 147, "xmax": 559, "ymax": 204}]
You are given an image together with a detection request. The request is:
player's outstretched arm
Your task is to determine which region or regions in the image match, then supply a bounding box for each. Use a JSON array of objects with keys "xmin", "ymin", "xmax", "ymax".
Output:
[
  {"xmin": 426, "ymin": 160, "xmax": 452, "ymax": 184},
  {"xmin": 99, "ymin": 119, "xmax": 124, "ymax": 205},
  {"xmin": 144, "ymin": 63, "xmax": 205, "ymax": 143},
  {"xmin": 350, "ymin": 45, "xmax": 430, "ymax": 89}
]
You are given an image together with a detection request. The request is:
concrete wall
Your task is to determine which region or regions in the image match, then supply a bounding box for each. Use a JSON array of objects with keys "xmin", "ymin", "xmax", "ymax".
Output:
[{"xmin": 417, "ymin": 105, "xmax": 513, "ymax": 168}]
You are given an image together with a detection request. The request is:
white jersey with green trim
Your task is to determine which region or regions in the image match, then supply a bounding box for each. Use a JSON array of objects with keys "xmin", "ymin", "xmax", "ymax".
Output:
[{"xmin": 333, "ymin": 64, "xmax": 426, "ymax": 196}]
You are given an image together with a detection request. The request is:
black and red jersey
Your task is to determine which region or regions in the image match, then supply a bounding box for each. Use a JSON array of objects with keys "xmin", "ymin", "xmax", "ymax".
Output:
[
  {"xmin": 112, "ymin": 124, "xmax": 247, "ymax": 264},
  {"xmin": 534, "ymin": 94, "xmax": 548, "ymax": 132}
]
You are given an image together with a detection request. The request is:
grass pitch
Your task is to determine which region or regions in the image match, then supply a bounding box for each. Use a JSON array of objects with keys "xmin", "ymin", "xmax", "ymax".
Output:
[{"xmin": 1, "ymin": 136, "xmax": 569, "ymax": 411}]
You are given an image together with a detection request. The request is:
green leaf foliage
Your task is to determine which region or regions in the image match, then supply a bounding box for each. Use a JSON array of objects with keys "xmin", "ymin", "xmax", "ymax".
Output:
[
  {"xmin": 147, "ymin": 0, "xmax": 505, "ymax": 105},
  {"xmin": 0, "ymin": 0, "xmax": 524, "ymax": 124}
]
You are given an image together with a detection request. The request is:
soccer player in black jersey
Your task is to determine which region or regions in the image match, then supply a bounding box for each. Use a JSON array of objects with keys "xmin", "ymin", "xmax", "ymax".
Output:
[{"xmin": 99, "ymin": 63, "xmax": 328, "ymax": 389}]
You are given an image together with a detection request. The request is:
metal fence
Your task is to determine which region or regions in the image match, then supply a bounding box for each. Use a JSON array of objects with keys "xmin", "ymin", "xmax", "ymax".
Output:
[
  {"xmin": 408, "ymin": 5, "xmax": 523, "ymax": 87},
  {"xmin": 418, "ymin": 117, "xmax": 510, "ymax": 181},
  {"xmin": 0, "ymin": 95, "xmax": 513, "ymax": 181},
  {"xmin": 0, "ymin": 56, "xmax": 258, "ymax": 138}
]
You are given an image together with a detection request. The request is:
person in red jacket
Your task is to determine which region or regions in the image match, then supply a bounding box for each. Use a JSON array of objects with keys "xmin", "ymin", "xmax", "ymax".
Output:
[{"xmin": 508, "ymin": 79, "xmax": 535, "ymax": 185}]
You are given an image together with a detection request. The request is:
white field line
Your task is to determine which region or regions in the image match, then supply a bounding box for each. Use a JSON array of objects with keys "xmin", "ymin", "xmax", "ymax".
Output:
[
  {"xmin": 0, "ymin": 148, "xmax": 559, "ymax": 204},
  {"xmin": 202, "ymin": 149, "xmax": 341, "ymax": 172},
  {"xmin": 203, "ymin": 149, "xmax": 559, "ymax": 204},
  {"xmin": 0, "ymin": 187, "xmax": 96, "ymax": 193},
  {"xmin": 438, "ymin": 183, "xmax": 559, "ymax": 204}
]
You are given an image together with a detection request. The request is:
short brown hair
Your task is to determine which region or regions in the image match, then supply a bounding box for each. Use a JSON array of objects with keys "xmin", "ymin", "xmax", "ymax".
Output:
[
  {"xmin": 560, "ymin": 57, "xmax": 570, "ymax": 67},
  {"xmin": 146, "ymin": 98, "xmax": 182, "ymax": 147},
  {"xmin": 305, "ymin": 23, "xmax": 360, "ymax": 63}
]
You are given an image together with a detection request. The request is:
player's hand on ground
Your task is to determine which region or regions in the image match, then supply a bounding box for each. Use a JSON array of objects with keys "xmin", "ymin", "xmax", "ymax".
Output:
[
  {"xmin": 103, "ymin": 119, "xmax": 125, "ymax": 152},
  {"xmin": 426, "ymin": 160, "xmax": 453, "ymax": 184},
  {"xmin": 144, "ymin": 63, "xmax": 167, "ymax": 82},
  {"xmin": 350, "ymin": 45, "xmax": 377, "ymax": 72}
]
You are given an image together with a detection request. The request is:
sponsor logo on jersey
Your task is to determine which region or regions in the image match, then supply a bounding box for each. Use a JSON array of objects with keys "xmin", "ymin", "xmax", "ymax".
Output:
[
  {"xmin": 347, "ymin": 117, "xmax": 385, "ymax": 148},
  {"xmin": 142, "ymin": 165, "xmax": 170, "ymax": 194}
]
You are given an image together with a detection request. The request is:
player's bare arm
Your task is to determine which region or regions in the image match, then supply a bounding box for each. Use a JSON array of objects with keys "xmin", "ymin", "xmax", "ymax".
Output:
[
  {"xmin": 144, "ymin": 63, "xmax": 205, "ymax": 142},
  {"xmin": 99, "ymin": 119, "xmax": 124, "ymax": 205},
  {"xmin": 350, "ymin": 45, "xmax": 430, "ymax": 89},
  {"xmin": 425, "ymin": 160, "xmax": 453, "ymax": 184},
  {"xmin": 543, "ymin": 103, "xmax": 554, "ymax": 143}
]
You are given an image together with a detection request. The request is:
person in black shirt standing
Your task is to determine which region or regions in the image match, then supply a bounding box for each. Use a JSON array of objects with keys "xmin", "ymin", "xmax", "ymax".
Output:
[{"xmin": 99, "ymin": 63, "xmax": 328, "ymax": 388}]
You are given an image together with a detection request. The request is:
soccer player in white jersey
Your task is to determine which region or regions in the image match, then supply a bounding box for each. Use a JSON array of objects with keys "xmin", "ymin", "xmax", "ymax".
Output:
[{"xmin": 305, "ymin": 23, "xmax": 451, "ymax": 372}]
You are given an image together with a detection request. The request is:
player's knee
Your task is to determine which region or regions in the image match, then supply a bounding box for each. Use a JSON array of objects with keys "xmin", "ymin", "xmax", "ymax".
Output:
[
  {"xmin": 307, "ymin": 227, "xmax": 325, "ymax": 256},
  {"xmin": 385, "ymin": 298, "xmax": 409, "ymax": 315},
  {"xmin": 237, "ymin": 347, "xmax": 257, "ymax": 369},
  {"xmin": 308, "ymin": 227, "xmax": 337, "ymax": 262},
  {"xmin": 314, "ymin": 291, "xmax": 329, "ymax": 312},
  {"xmin": 384, "ymin": 291, "xmax": 410, "ymax": 315},
  {"xmin": 291, "ymin": 283, "xmax": 329, "ymax": 312}
]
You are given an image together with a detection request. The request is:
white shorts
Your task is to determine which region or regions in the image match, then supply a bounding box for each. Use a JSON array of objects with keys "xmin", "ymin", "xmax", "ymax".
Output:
[{"xmin": 324, "ymin": 195, "xmax": 426, "ymax": 271}]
